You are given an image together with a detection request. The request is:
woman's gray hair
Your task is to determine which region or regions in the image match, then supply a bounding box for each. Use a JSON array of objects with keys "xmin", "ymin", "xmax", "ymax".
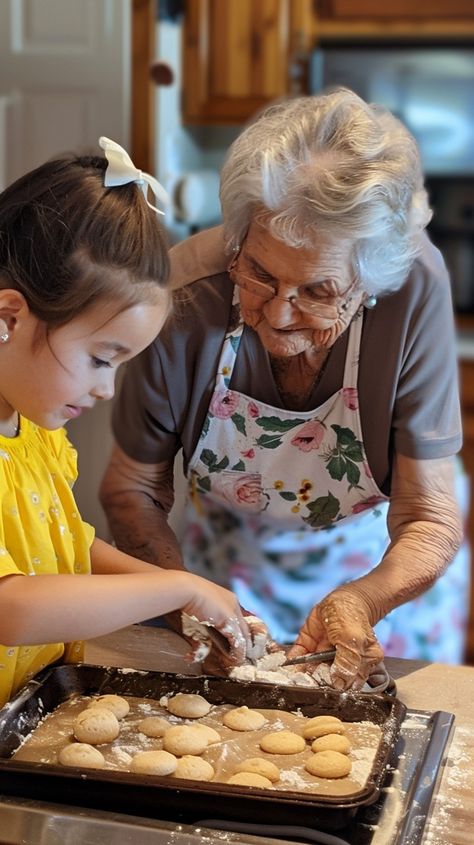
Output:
[{"xmin": 220, "ymin": 87, "xmax": 432, "ymax": 296}]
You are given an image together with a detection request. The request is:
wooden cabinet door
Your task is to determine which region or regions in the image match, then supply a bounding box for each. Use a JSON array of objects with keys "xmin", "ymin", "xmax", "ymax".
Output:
[
  {"xmin": 183, "ymin": 0, "xmax": 294, "ymax": 124},
  {"xmin": 315, "ymin": 0, "xmax": 474, "ymax": 19},
  {"xmin": 459, "ymin": 360, "xmax": 474, "ymax": 663}
]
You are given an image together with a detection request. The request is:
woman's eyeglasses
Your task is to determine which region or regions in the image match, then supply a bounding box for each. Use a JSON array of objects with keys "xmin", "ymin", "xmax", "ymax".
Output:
[{"xmin": 228, "ymin": 254, "xmax": 357, "ymax": 316}]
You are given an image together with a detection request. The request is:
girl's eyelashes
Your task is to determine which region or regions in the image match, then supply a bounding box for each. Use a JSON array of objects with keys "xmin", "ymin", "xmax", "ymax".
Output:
[{"xmin": 91, "ymin": 356, "xmax": 112, "ymax": 369}]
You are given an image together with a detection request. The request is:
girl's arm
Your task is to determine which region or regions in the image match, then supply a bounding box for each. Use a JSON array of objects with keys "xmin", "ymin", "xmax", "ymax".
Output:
[
  {"xmin": 0, "ymin": 548, "xmax": 250, "ymax": 662},
  {"xmin": 290, "ymin": 453, "xmax": 463, "ymax": 689}
]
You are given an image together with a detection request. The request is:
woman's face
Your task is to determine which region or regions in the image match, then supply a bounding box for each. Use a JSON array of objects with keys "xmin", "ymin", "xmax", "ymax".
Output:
[{"xmin": 231, "ymin": 221, "xmax": 364, "ymax": 358}]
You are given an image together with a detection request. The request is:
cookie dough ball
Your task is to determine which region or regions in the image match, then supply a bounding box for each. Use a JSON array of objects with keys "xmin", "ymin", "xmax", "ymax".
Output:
[
  {"xmin": 259, "ymin": 730, "xmax": 306, "ymax": 755},
  {"xmin": 73, "ymin": 707, "xmax": 120, "ymax": 745},
  {"xmin": 87, "ymin": 694, "xmax": 130, "ymax": 720},
  {"xmin": 167, "ymin": 693, "xmax": 211, "ymax": 719},
  {"xmin": 174, "ymin": 755, "xmax": 215, "ymax": 781},
  {"xmin": 227, "ymin": 772, "xmax": 273, "ymax": 788},
  {"xmin": 312, "ymin": 733, "xmax": 351, "ymax": 755},
  {"xmin": 137, "ymin": 716, "xmax": 170, "ymax": 738},
  {"xmin": 305, "ymin": 750, "xmax": 352, "ymax": 779},
  {"xmin": 302, "ymin": 715, "xmax": 345, "ymax": 740},
  {"xmin": 192, "ymin": 723, "xmax": 221, "ymax": 745},
  {"xmin": 235, "ymin": 757, "xmax": 280, "ymax": 783},
  {"xmin": 130, "ymin": 750, "xmax": 177, "ymax": 776},
  {"xmin": 58, "ymin": 743, "xmax": 106, "ymax": 769},
  {"xmin": 163, "ymin": 724, "xmax": 208, "ymax": 756},
  {"xmin": 222, "ymin": 706, "xmax": 266, "ymax": 732}
]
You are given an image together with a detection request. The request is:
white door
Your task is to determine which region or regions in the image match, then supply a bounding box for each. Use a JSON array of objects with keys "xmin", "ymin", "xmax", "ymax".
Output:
[{"xmin": 0, "ymin": 0, "xmax": 132, "ymax": 539}]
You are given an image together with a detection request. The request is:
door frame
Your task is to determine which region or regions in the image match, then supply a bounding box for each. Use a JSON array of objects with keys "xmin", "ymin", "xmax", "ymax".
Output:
[{"xmin": 132, "ymin": 0, "xmax": 155, "ymax": 172}]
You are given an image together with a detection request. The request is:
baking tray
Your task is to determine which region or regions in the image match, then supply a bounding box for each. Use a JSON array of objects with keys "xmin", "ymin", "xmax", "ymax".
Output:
[{"xmin": 0, "ymin": 663, "xmax": 407, "ymax": 831}]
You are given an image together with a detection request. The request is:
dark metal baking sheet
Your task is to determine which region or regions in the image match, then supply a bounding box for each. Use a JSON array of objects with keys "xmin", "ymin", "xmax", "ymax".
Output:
[{"xmin": 0, "ymin": 663, "xmax": 407, "ymax": 831}]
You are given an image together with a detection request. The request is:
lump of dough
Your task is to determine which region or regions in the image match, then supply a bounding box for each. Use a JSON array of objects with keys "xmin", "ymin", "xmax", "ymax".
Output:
[
  {"xmin": 58, "ymin": 743, "xmax": 105, "ymax": 769},
  {"xmin": 137, "ymin": 716, "xmax": 170, "ymax": 738},
  {"xmin": 259, "ymin": 730, "xmax": 306, "ymax": 755},
  {"xmin": 73, "ymin": 707, "xmax": 120, "ymax": 745},
  {"xmin": 235, "ymin": 757, "xmax": 280, "ymax": 783},
  {"xmin": 130, "ymin": 750, "xmax": 177, "ymax": 776},
  {"xmin": 163, "ymin": 724, "xmax": 208, "ymax": 756},
  {"xmin": 305, "ymin": 750, "xmax": 352, "ymax": 779},
  {"xmin": 191, "ymin": 723, "xmax": 221, "ymax": 745},
  {"xmin": 167, "ymin": 693, "xmax": 211, "ymax": 718},
  {"xmin": 227, "ymin": 772, "xmax": 273, "ymax": 788},
  {"xmin": 311, "ymin": 733, "xmax": 351, "ymax": 754},
  {"xmin": 87, "ymin": 694, "xmax": 130, "ymax": 720},
  {"xmin": 222, "ymin": 706, "xmax": 266, "ymax": 731},
  {"xmin": 173, "ymin": 755, "xmax": 215, "ymax": 781},
  {"xmin": 302, "ymin": 715, "xmax": 345, "ymax": 740}
]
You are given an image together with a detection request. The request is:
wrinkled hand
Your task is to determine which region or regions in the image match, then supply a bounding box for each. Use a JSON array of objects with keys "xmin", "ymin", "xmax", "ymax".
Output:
[{"xmin": 287, "ymin": 588, "xmax": 384, "ymax": 691}]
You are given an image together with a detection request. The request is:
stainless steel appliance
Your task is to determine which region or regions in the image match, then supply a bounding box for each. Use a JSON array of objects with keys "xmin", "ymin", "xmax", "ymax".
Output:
[{"xmin": 310, "ymin": 43, "xmax": 474, "ymax": 312}]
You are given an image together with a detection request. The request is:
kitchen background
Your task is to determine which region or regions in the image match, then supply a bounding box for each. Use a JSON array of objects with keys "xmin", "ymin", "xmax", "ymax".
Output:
[{"xmin": 1, "ymin": 0, "xmax": 474, "ymax": 654}]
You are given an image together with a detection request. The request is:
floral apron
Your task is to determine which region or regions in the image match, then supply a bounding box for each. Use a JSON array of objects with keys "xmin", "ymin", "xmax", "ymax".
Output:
[{"xmin": 182, "ymin": 291, "xmax": 469, "ymax": 662}]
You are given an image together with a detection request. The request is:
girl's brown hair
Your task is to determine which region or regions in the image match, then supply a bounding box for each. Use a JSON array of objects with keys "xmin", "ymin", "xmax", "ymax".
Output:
[{"xmin": 0, "ymin": 155, "xmax": 170, "ymax": 327}]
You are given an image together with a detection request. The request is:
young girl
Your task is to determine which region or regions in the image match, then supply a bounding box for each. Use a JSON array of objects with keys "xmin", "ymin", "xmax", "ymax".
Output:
[{"xmin": 0, "ymin": 138, "xmax": 250, "ymax": 707}]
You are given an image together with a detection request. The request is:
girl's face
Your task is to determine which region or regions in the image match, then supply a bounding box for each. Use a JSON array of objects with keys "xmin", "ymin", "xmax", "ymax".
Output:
[{"xmin": 0, "ymin": 292, "xmax": 169, "ymax": 429}]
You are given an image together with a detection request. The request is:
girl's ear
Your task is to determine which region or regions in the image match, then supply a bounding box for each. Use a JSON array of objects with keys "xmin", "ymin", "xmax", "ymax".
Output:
[{"xmin": 0, "ymin": 289, "xmax": 30, "ymax": 337}]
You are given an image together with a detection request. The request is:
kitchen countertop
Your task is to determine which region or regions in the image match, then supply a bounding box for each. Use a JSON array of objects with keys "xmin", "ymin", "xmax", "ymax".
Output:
[{"xmin": 84, "ymin": 625, "xmax": 474, "ymax": 845}]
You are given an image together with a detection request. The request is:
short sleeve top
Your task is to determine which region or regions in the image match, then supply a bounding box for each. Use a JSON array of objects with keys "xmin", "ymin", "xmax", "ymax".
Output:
[
  {"xmin": 112, "ymin": 226, "xmax": 462, "ymax": 494},
  {"xmin": 0, "ymin": 418, "xmax": 95, "ymax": 706}
]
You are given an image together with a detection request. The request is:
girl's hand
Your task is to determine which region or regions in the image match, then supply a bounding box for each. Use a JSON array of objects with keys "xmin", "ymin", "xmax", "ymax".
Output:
[
  {"xmin": 287, "ymin": 588, "xmax": 384, "ymax": 691},
  {"xmin": 181, "ymin": 575, "xmax": 250, "ymax": 668}
]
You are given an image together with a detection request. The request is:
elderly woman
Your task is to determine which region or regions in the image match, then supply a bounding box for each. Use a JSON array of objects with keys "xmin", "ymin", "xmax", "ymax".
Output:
[{"xmin": 100, "ymin": 88, "xmax": 468, "ymax": 690}]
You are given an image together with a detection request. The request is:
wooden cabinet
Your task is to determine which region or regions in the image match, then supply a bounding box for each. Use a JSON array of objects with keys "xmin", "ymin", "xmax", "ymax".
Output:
[
  {"xmin": 459, "ymin": 357, "xmax": 474, "ymax": 663},
  {"xmin": 182, "ymin": 0, "xmax": 474, "ymax": 124},
  {"xmin": 182, "ymin": 0, "xmax": 313, "ymax": 124}
]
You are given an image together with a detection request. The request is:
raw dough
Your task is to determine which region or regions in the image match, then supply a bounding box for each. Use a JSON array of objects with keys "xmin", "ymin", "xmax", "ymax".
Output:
[
  {"xmin": 305, "ymin": 750, "xmax": 352, "ymax": 779},
  {"xmin": 222, "ymin": 706, "xmax": 266, "ymax": 732},
  {"xmin": 130, "ymin": 750, "xmax": 177, "ymax": 776},
  {"xmin": 58, "ymin": 742, "xmax": 105, "ymax": 769},
  {"xmin": 163, "ymin": 724, "xmax": 209, "ymax": 756},
  {"xmin": 302, "ymin": 715, "xmax": 345, "ymax": 740},
  {"xmin": 312, "ymin": 733, "xmax": 351, "ymax": 755},
  {"xmin": 137, "ymin": 716, "xmax": 170, "ymax": 738},
  {"xmin": 191, "ymin": 723, "xmax": 221, "ymax": 745},
  {"xmin": 173, "ymin": 755, "xmax": 215, "ymax": 781},
  {"xmin": 167, "ymin": 693, "xmax": 212, "ymax": 719},
  {"xmin": 227, "ymin": 772, "xmax": 273, "ymax": 788},
  {"xmin": 73, "ymin": 707, "xmax": 120, "ymax": 745},
  {"xmin": 235, "ymin": 757, "xmax": 280, "ymax": 783},
  {"xmin": 87, "ymin": 694, "xmax": 130, "ymax": 720},
  {"xmin": 259, "ymin": 730, "xmax": 306, "ymax": 755}
]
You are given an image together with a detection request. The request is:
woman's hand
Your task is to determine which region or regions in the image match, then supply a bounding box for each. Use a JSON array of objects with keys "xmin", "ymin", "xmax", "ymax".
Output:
[{"xmin": 288, "ymin": 587, "xmax": 384, "ymax": 690}]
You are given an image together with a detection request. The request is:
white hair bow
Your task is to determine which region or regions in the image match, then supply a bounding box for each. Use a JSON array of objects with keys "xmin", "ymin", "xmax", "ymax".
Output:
[{"xmin": 99, "ymin": 136, "xmax": 168, "ymax": 216}]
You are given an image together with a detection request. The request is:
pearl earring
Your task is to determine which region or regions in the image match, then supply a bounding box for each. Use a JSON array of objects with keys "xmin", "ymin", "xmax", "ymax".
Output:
[
  {"xmin": 0, "ymin": 320, "xmax": 9, "ymax": 343},
  {"xmin": 364, "ymin": 295, "xmax": 377, "ymax": 309}
]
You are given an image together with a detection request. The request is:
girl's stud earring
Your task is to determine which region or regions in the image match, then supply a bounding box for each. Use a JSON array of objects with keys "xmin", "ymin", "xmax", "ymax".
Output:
[
  {"xmin": 0, "ymin": 320, "xmax": 9, "ymax": 343},
  {"xmin": 364, "ymin": 294, "xmax": 377, "ymax": 309}
]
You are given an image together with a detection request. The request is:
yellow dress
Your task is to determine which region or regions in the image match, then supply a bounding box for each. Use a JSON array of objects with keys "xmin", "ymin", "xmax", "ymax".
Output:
[{"xmin": 0, "ymin": 417, "xmax": 94, "ymax": 707}]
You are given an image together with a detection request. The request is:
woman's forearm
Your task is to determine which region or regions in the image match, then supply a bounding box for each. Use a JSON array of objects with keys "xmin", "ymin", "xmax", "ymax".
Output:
[
  {"xmin": 343, "ymin": 454, "xmax": 463, "ymax": 625},
  {"xmin": 99, "ymin": 447, "xmax": 185, "ymax": 571}
]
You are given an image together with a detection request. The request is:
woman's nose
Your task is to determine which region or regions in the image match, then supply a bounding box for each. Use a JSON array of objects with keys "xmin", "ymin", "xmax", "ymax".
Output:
[{"xmin": 263, "ymin": 295, "xmax": 298, "ymax": 327}]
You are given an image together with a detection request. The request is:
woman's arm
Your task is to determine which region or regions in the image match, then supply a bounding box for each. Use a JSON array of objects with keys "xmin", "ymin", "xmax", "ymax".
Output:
[
  {"xmin": 99, "ymin": 443, "xmax": 184, "ymax": 570},
  {"xmin": 290, "ymin": 453, "xmax": 463, "ymax": 689}
]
